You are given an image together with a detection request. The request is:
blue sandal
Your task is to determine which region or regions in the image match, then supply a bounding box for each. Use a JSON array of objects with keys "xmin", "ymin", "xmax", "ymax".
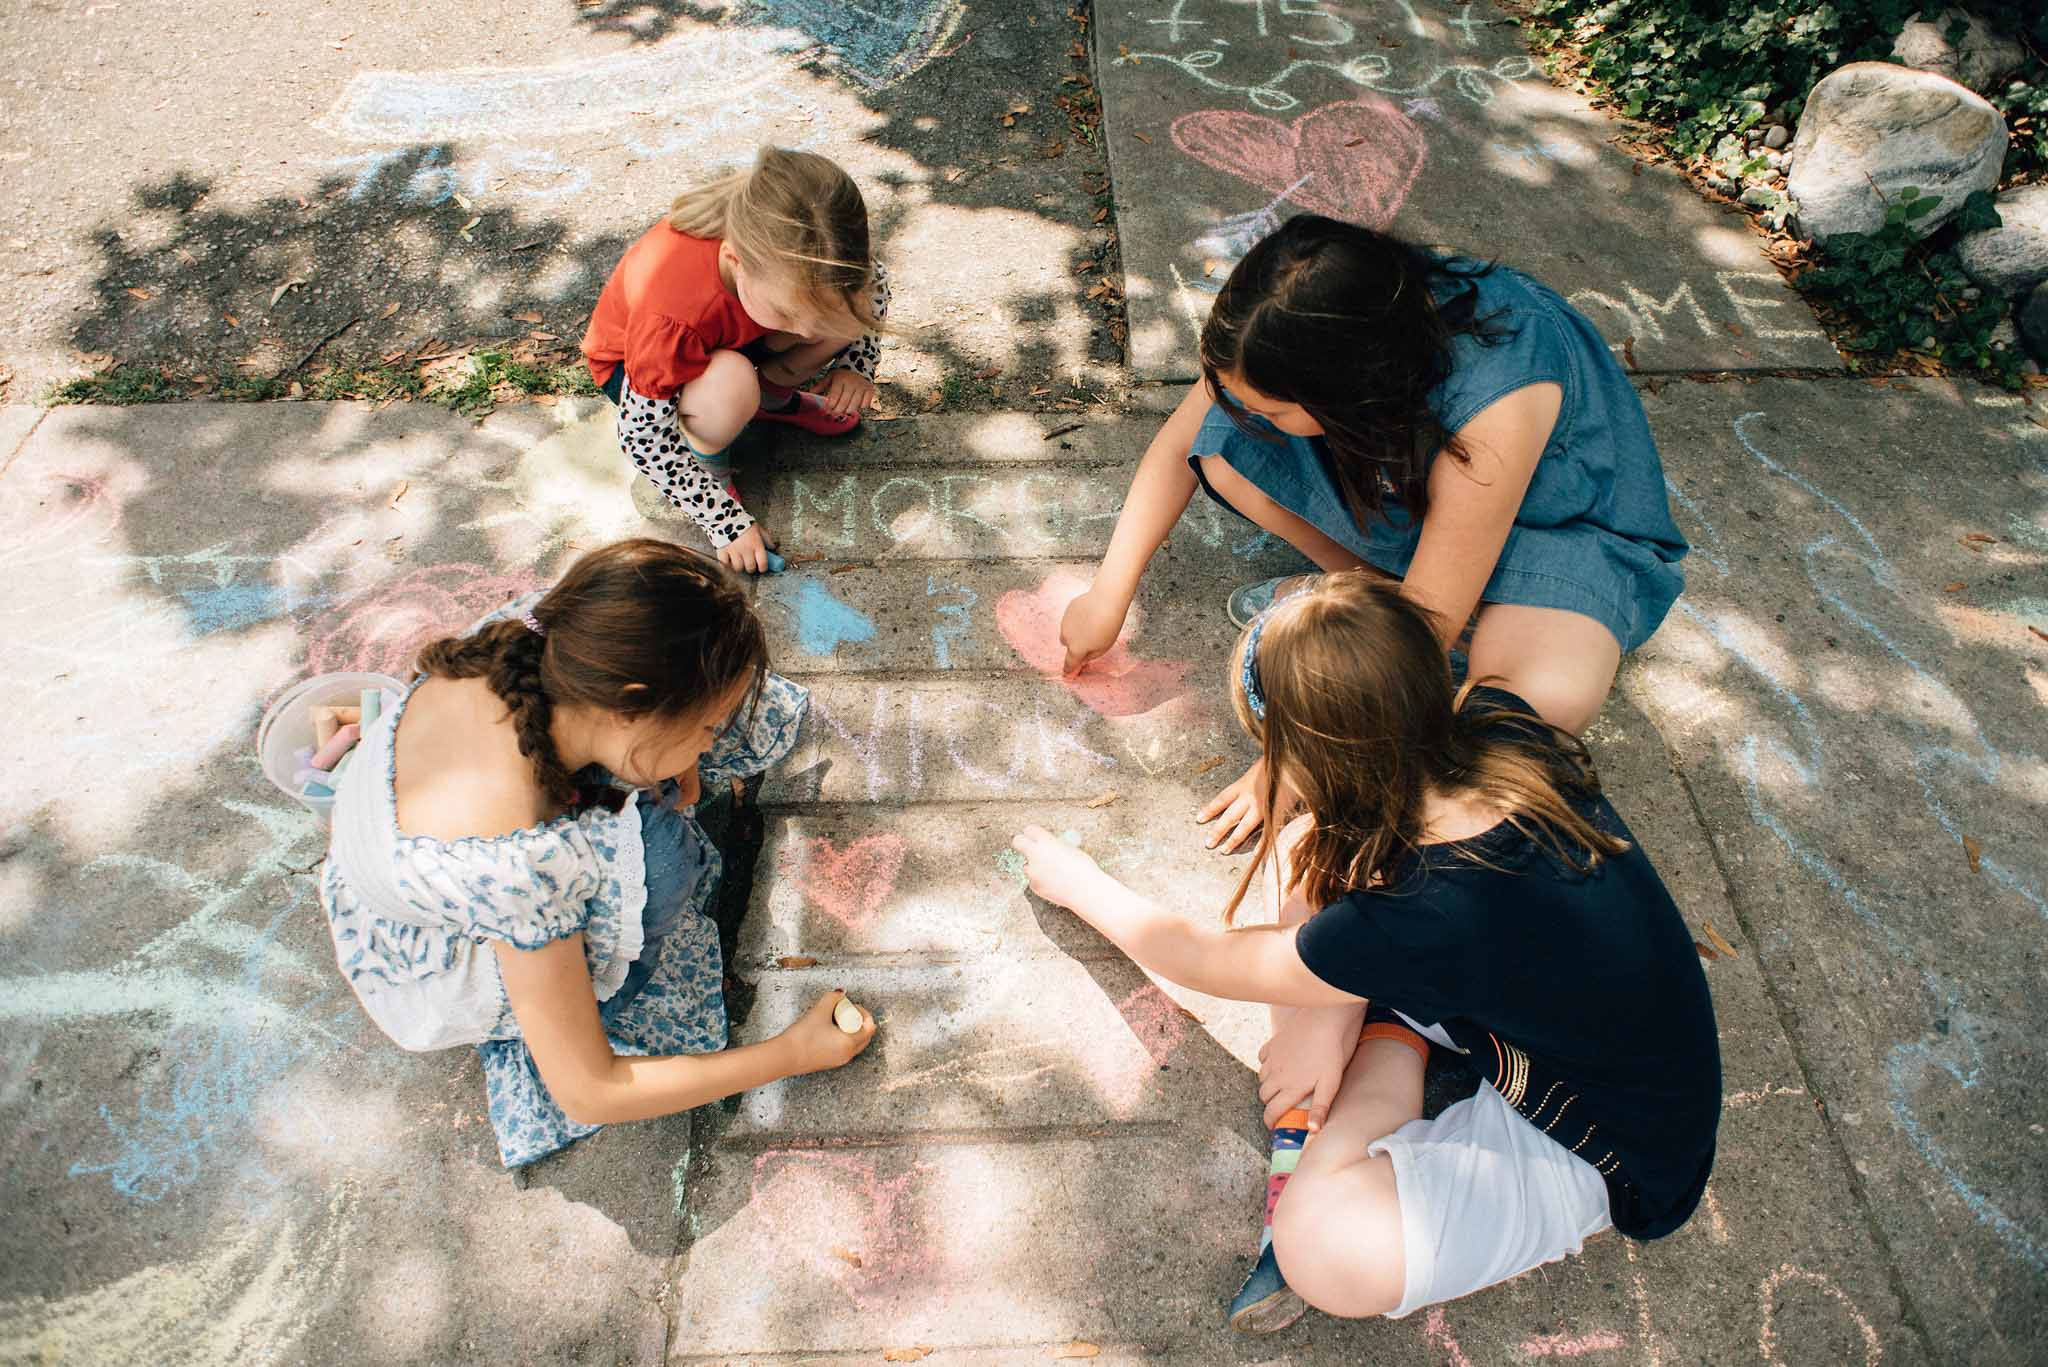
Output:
[
  {"xmin": 1228, "ymin": 1243, "xmax": 1307, "ymax": 1332},
  {"xmin": 1227, "ymin": 574, "xmax": 1318, "ymax": 629}
]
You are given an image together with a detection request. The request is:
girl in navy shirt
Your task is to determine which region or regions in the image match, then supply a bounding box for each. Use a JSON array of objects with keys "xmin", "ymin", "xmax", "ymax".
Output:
[{"xmin": 1014, "ymin": 573, "xmax": 1720, "ymax": 1331}]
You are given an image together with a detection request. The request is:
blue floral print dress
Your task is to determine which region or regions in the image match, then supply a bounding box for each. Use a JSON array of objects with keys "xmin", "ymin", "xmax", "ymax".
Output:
[{"xmin": 320, "ymin": 593, "xmax": 808, "ymax": 1166}]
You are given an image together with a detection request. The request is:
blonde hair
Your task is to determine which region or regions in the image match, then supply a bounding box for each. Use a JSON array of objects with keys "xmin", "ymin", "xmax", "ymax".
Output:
[
  {"xmin": 1222, "ymin": 572, "xmax": 1627, "ymax": 924},
  {"xmin": 668, "ymin": 146, "xmax": 880, "ymax": 334}
]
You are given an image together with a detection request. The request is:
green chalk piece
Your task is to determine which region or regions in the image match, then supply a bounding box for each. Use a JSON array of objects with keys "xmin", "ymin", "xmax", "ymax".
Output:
[
  {"xmin": 359, "ymin": 688, "xmax": 382, "ymax": 727},
  {"xmin": 302, "ymin": 781, "xmax": 334, "ymax": 799}
]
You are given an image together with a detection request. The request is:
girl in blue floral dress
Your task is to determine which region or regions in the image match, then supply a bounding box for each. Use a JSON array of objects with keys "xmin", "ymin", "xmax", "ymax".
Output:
[{"xmin": 321, "ymin": 538, "xmax": 872, "ymax": 1166}]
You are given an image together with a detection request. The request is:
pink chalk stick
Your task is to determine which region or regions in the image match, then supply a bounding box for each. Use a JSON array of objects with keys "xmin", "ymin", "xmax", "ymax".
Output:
[{"xmin": 309, "ymin": 723, "xmax": 360, "ymax": 771}]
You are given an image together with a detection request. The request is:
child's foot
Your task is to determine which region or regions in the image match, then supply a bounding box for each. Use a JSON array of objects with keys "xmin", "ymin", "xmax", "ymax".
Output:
[
  {"xmin": 1228, "ymin": 1244, "xmax": 1307, "ymax": 1332},
  {"xmin": 1227, "ymin": 574, "xmax": 1319, "ymax": 629},
  {"xmin": 753, "ymin": 389, "xmax": 859, "ymax": 436}
]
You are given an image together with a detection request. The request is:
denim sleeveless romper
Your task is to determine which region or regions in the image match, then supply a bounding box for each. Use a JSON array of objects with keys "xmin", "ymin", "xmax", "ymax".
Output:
[{"xmin": 1189, "ymin": 262, "xmax": 1688, "ymax": 651}]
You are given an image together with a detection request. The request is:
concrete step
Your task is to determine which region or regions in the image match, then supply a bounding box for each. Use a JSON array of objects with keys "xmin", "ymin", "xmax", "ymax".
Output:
[
  {"xmin": 762, "ymin": 675, "xmax": 1256, "ymax": 805},
  {"xmin": 751, "ymin": 550, "xmax": 1297, "ymax": 677},
  {"xmin": 738, "ymin": 799, "xmax": 1259, "ymax": 968},
  {"xmin": 725, "ymin": 956, "xmax": 1268, "ymax": 1141}
]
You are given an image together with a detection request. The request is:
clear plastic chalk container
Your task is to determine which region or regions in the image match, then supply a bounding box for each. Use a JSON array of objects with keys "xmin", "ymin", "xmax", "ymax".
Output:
[{"xmin": 256, "ymin": 671, "xmax": 406, "ymax": 827}]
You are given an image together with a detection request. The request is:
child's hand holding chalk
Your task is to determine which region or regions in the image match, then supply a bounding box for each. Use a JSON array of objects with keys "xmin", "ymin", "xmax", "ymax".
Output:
[{"xmin": 779, "ymin": 989, "xmax": 875, "ymax": 1074}]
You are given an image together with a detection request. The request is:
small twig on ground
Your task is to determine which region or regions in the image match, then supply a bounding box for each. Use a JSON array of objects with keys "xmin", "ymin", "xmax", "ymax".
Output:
[{"xmin": 290, "ymin": 316, "xmax": 362, "ymax": 375}]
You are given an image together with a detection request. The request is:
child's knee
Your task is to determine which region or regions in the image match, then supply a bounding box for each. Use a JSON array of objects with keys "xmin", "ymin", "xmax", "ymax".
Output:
[
  {"xmin": 698, "ymin": 349, "xmax": 762, "ymax": 409},
  {"xmin": 1271, "ymin": 1172, "xmax": 1406, "ymax": 1319}
]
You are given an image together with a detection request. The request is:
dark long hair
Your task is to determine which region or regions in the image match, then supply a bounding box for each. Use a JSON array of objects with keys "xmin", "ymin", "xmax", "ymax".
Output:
[
  {"xmin": 414, "ymin": 539, "xmax": 767, "ymax": 811},
  {"xmin": 1200, "ymin": 214, "xmax": 1503, "ymax": 528},
  {"xmin": 1222, "ymin": 572, "xmax": 1625, "ymax": 923}
]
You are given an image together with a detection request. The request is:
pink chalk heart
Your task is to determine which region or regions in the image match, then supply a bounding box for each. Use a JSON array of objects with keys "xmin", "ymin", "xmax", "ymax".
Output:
[
  {"xmin": 1171, "ymin": 98, "xmax": 1427, "ymax": 228},
  {"xmin": 994, "ymin": 570, "xmax": 1192, "ymax": 719},
  {"xmin": 791, "ymin": 834, "xmax": 907, "ymax": 929}
]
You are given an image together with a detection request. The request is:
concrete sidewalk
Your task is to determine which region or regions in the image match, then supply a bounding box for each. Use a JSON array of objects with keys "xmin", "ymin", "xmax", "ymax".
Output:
[
  {"xmin": 2, "ymin": 377, "xmax": 2042, "ymax": 1363},
  {"xmin": 2, "ymin": 0, "xmax": 2046, "ymax": 1362}
]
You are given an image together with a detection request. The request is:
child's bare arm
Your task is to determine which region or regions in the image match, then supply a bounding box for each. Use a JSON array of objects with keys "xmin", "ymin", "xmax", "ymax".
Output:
[
  {"xmin": 1401, "ymin": 382, "xmax": 1559, "ymax": 648},
  {"xmin": 1010, "ymin": 825, "xmax": 1360, "ymax": 1007},
  {"xmin": 1059, "ymin": 380, "xmax": 1210, "ymax": 672},
  {"xmin": 494, "ymin": 936, "xmax": 873, "ymax": 1125}
]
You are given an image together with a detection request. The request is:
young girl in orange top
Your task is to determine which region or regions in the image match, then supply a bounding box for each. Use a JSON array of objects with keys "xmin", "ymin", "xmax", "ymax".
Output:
[{"xmin": 582, "ymin": 147, "xmax": 890, "ymax": 574}]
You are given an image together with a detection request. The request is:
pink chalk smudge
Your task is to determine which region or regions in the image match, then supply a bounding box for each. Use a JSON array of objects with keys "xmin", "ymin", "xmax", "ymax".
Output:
[
  {"xmin": 1172, "ymin": 97, "xmax": 1428, "ymax": 229},
  {"xmin": 785, "ymin": 832, "xmax": 907, "ymax": 930},
  {"xmin": 1520, "ymin": 1329, "xmax": 1628, "ymax": 1357},
  {"xmin": 747, "ymin": 1151, "xmax": 934, "ymax": 1309},
  {"xmin": 303, "ymin": 564, "xmax": 550, "ymax": 677},
  {"xmin": 995, "ymin": 569, "xmax": 1192, "ymax": 718}
]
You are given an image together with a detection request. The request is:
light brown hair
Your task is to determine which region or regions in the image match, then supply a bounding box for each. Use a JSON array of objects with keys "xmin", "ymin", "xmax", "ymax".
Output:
[
  {"xmin": 415, "ymin": 539, "xmax": 767, "ymax": 811},
  {"xmin": 1223, "ymin": 572, "xmax": 1626, "ymax": 923},
  {"xmin": 667, "ymin": 145, "xmax": 880, "ymax": 335}
]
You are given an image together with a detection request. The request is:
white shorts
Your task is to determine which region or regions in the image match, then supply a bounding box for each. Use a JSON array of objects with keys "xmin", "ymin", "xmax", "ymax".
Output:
[{"xmin": 1368, "ymin": 1081, "xmax": 1614, "ymax": 1318}]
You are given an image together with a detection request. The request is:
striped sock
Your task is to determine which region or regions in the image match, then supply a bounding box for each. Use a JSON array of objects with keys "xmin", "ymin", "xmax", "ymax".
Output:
[
  {"xmin": 1257, "ymin": 1022, "xmax": 1429, "ymax": 1253},
  {"xmin": 1260, "ymin": 1107, "xmax": 1312, "ymax": 1252}
]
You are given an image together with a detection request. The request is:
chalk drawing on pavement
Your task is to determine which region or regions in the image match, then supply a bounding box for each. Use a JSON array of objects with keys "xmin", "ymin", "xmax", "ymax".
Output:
[
  {"xmin": 321, "ymin": 32, "xmax": 805, "ymax": 141},
  {"xmin": 1172, "ymin": 98, "xmax": 1428, "ymax": 228},
  {"xmin": 0, "ymin": 1182, "xmax": 358, "ymax": 1366},
  {"xmin": 1652, "ymin": 409, "xmax": 2046, "ymax": 1274}
]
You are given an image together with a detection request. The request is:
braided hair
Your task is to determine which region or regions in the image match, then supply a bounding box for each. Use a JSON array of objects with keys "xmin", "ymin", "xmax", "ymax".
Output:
[{"xmin": 414, "ymin": 540, "xmax": 766, "ymax": 811}]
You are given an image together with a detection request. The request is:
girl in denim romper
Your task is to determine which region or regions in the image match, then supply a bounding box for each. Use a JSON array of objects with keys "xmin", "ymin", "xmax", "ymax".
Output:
[{"xmin": 1059, "ymin": 214, "xmax": 1687, "ymax": 854}]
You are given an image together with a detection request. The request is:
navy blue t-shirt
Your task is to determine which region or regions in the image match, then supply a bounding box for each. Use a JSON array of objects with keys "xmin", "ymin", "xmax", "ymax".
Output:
[{"xmin": 1294, "ymin": 691, "xmax": 1721, "ymax": 1239}]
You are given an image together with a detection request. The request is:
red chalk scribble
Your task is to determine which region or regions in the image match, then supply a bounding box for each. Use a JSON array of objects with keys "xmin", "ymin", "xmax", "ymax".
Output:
[
  {"xmin": 1520, "ymin": 1329, "xmax": 1628, "ymax": 1357},
  {"xmin": 786, "ymin": 832, "xmax": 908, "ymax": 930},
  {"xmin": 303, "ymin": 564, "xmax": 549, "ymax": 677},
  {"xmin": 1172, "ymin": 98, "xmax": 1427, "ymax": 229},
  {"xmin": 747, "ymin": 1151, "xmax": 934, "ymax": 1309},
  {"xmin": 996, "ymin": 570, "xmax": 1192, "ymax": 718}
]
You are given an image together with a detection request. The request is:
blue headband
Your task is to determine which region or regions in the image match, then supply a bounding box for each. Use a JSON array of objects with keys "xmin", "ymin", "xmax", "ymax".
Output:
[{"xmin": 1241, "ymin": 611, "xmax": 1272, "ymax": 721}]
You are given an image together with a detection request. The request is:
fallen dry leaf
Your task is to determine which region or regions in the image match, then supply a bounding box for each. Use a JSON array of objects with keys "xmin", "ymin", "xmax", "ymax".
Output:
[
  {"xmin": 2031, "ymin": 625, "xmax": 2048, "ymax": 644},
  {"xmin": 453, "ymin": 192, "xmax": 473, "ymax": 212},
  {"xmin": 1960, "ymin": 533, "xmax": 1998, "ymax": 546},
  {"xmin": 1943, "ymin": 582, "xmax": 1966, "ymax": 593},
  {"xmin": 269, "ymin": 278, "xmax": 307, "ymax": 308},
  {"xmin": 1131, "ymin": 130, "xmax": 1152, "ymax": 143},
  {"xmin": 1694, "ymin": 940, "xmax": 1719, "ymax": 961},
  {"xmin": 1701, "ymin": 921, "xmax": 1738, "ymax": 959},
  {"xmin": 125, "ymin": 287, "xmax": 150, "ymax": 301},
  {"xmin": 512, "ymin": 310, "xmax": 543, "ymax": 324},
  {"xmin": 387, "ymin": 479, "xmax": 409, "ymax": 508},
  {"xmin": 945, "ymin": 167, "xmax": 965, "ymax": 182},
  {"xmin": 1962, "ymin": 835, "xmax": 1983, "ymax": 874},
  {"xmin": 529, "ymin": 331, "xmax": 560, "ymax": 341},
  {"xmin": 458, "ymin": 215, "xmax": 482, "ymax": 237},
  {"xmin": 1049, "ymin": 1345, "xmax": 1100, "ymax": 1360},
  {"xmin": 777, "ymin": 955, "xmax": 818, "ymax": 968},
  {"xmin": 1622, "ymin": 335, "xmax": 1638, "ymax": 370},
  {"xmin": 1193, "ymin": 755, "xmax": 1226, "ymax": 775},
  {"xmin": 882, "ymin": 1350, "xmax": 934, "ymax": 1364},
  {"xmin": 830, "ymin": 1245, "xmax": 863, "ymax": 1268},
  {"xmin": 1085, "ymin": 790, "xmax": 1119, "ymax": 809},
  {"xmin": 224, "ymin": 314, "xmax": 239, "ymax": 327},
  {"xmin": 1726, "ymin": 323, "xmax": 1744, "ymax": 337},
  {"xmin": 379, "ymin": 301, "xmax": 400, "ymax": 319},
  {"xmin": 1091, "ymin": 206, "xmax": 1109, "ymax": 223},
  {"xmin": 974, "ymin": 366, "xmax": 1002, "ymax": 380}
]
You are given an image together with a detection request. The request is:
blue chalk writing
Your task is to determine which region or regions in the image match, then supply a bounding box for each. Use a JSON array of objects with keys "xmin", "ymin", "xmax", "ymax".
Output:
[{"xmin": 926, "ymin": 574, "xmax": 977, "ymax": 669}]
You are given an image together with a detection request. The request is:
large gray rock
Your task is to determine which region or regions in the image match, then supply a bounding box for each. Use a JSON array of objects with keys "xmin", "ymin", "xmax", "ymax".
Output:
[
  {"xmin": 1957, "ymin": 184, "xmax": 2048, "ymax": 296},
  {"xmin": 1787, "ymin": 62, "xmax": 2007, "ymax": 242},
  {"xmin": 1892, "ymin": 9, "xmax": 2026, "ymax": 93},
  {"xmin": 2019, "ymin": 281, "xmax": 2048, "ymax": 363}
]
